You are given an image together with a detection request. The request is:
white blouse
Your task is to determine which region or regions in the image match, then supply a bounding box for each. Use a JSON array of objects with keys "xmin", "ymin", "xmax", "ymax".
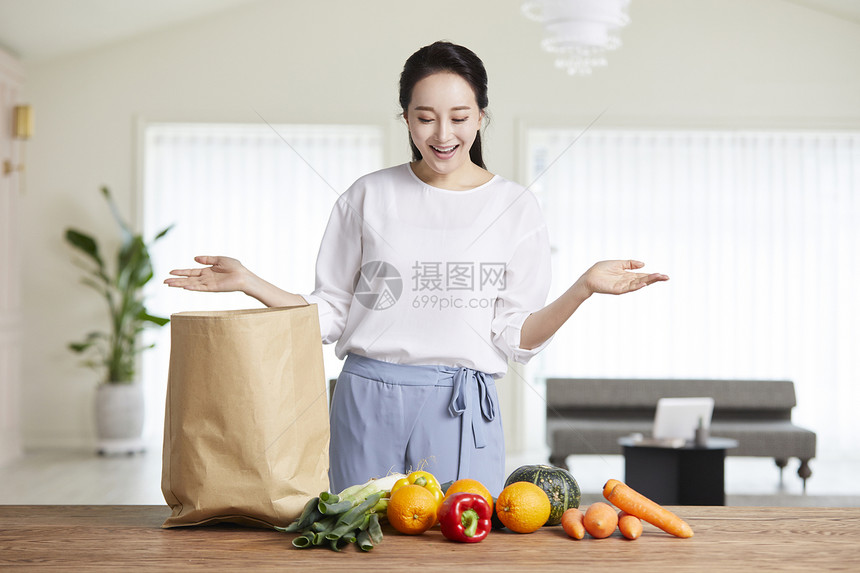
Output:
[{"xmin": 303, "ymin": 163, "xmax": 552, "ymax": 378}]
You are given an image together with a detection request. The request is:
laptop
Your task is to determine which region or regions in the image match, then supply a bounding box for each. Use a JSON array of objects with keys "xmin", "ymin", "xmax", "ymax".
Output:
[{"xmin": 652, "ymin": 397, "xmax": 715, "ymax": 441}]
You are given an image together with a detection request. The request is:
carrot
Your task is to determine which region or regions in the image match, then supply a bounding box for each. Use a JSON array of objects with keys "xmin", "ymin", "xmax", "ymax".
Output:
[
  {"xmin": 603, "ymin": 480, "xmax": 694, "ymax": 538},
  {"xmin": 617, "ymin": 510, "xmax": 643, "ymax": 540},
  {"xmin": 603, "ymin": 478, "xmax": 622, "ymax": 499},
  {"xmin": 583, "ymin": 502, "xmax": 618, "ymax": 539},
  {"xmin": 560, "ymin": 508, "xmax": 586, "ymax": 540}
]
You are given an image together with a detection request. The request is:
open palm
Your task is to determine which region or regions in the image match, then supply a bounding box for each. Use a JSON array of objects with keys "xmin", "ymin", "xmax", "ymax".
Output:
[
  {"xmin": 582, "ymin": 260, "xmax": 669, "ymax": 295},
  {"xmin": 164, "ymin": 256, "xmax": 247, "ymax": 292}
]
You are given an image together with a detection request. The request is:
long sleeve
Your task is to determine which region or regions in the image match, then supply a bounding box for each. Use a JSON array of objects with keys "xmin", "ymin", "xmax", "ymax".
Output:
[
  {"xmin": 302, "ymin": 193, "xmax": 363, "ymax": 343},
  {"xmin": 299, "ymin": 163, "xmax": 552, "ymax": 378},
  {"xmin": 490, "ymin": 222, "xmax": 553, "ymax": 364}
]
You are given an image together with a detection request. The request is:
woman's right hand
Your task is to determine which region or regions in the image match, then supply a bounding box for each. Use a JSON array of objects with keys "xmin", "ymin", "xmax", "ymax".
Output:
[{"xmin": 164, "ymin": 256, "xmax": 249, "ymax": 293}]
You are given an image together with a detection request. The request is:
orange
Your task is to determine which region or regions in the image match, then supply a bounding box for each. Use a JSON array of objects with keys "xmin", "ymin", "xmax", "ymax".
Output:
[
  {"xmin": 443, "ymin": 478, "xmax": 494, "ymax": 514},
  {"xmin": 495, "ymin": 481, "xmax": 551, "ymax": 533},
  {"xmin": 386, "ymin": 484, "xmax": 438, "ymax": 535},
  {"xmin": 583, "ymin": 502, "xmax": 618, "ymax": 539}
]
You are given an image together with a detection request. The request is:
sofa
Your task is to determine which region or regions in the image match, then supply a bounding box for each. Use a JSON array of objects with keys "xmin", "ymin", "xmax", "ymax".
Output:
[{"xmin": 545, "ymin": 378, "xmax": 817, "ymax": 489}]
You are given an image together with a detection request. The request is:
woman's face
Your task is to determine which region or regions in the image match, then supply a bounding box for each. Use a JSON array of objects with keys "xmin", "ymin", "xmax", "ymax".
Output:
[{"xmin": 404, "ymin": 72, "xmax": 484, "ymax": 177}]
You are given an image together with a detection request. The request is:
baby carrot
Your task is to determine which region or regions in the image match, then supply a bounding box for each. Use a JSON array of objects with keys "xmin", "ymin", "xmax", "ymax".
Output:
[
  {"xmin": 617, "ymin": 510, "xmax": 643, "ymax": 540},
  {"xmin": 603, "ymin": 480, "xmax": 694, "ymax": 538},
  {"xmin": 560, "ymin": 508, "xmax": 586, "ymax": 540},
  {"xmin": 583, "ymin": 502, "xmax": 618, "ymax": 539}
]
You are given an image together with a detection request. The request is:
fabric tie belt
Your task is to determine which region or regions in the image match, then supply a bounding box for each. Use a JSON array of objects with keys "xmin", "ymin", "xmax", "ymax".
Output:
[{"xmin": 342, "ymin": 353, "xmax": 497, "ymax": 481}]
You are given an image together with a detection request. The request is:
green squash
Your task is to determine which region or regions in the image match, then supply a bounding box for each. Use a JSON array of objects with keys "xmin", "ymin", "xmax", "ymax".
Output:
[{"xmin": 504, "ymin": 464, "xmax": 581, "ymax": 526}]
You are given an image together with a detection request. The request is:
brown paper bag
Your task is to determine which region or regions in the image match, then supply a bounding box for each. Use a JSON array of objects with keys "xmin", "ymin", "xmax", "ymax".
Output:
[{"xmin": 161, "ymin": 305, "xmax": 329, "ymax": 528}]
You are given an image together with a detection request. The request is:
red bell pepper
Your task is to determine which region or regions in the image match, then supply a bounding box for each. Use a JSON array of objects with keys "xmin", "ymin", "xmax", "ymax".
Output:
[{"xmin": 438, "ymin": 492, "xmax": 493, "ymax": 543}]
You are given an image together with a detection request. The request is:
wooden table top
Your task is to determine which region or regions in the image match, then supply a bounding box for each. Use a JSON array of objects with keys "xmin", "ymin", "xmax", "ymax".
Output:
[{"xmin": 1, "ymin": 505, "xmax": 858, "ymax": 571}]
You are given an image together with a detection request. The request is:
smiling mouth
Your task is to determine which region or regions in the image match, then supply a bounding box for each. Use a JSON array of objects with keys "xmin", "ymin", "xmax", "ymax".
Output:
[{"xmin": 430, "ymin": 144, "xmax": 459, "ymax": 157}]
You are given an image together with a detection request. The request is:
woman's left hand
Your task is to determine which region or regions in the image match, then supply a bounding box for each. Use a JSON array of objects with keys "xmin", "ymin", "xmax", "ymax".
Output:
[
  {"xmin": 520, "ymin": 260, "xmax": 669, "ymax": 350},
  {"xmin": 578, "ymin": 260, "xmax": 669, "ymax": 296}
]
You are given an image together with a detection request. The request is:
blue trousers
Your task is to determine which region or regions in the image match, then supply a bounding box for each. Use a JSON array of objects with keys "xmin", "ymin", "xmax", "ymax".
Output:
[{"xmin": 328, "ymin": 353, "xmax": 506, "ymax": 495}]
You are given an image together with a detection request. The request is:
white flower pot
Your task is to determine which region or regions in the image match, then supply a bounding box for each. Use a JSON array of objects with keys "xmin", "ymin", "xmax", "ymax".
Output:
[{"xmin": 94, "ymin": 382, "xmax": 146, "ymax": 455}]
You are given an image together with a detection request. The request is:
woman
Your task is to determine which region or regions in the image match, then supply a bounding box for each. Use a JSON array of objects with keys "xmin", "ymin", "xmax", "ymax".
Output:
[{"xmin": 165, "ymin": 41, "xmax": 668, "ymax": 494}]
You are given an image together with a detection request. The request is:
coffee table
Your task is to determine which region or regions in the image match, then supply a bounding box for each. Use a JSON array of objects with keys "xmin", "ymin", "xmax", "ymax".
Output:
[{"xmin": 618, "ymin": 436, "xmax": 738, "ymax": 505}]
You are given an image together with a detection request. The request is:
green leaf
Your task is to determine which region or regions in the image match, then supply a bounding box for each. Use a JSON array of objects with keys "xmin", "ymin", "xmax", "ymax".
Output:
[
  {"xmin": 117, "ymin": 237, "xmax": 156, "ymax": 291},
  {"xmin": 65, "ymin": 229, "xmax": 104, "ymax": 269},
  {"xmin": 66, "ymin": 186, "xmax": 172, "ymax": 383},
  {"xmin": 153, "ymin": 224, "xmax": 173, "ymax": 242},
  {"xmin": 138, "ymin": 310, "xmax": 169, "ymax": 327},
  {"xmin": 117, "ymin": 237, "xmax": 142, "ymax": 284},
  {"xmin": 101, "ymin": 186, "xmax": 132, "ymax": 242},
  {"xmin": 136, "ymin": 266, "xmax": 154, "ymax": 289},
  {"xmin": 69, "ymin": 341, "xmax": 94, "ymax": 353}
]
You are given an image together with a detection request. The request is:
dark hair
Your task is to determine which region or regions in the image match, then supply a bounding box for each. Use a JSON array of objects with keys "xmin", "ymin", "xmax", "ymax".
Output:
[{"xmin": 399, "ymin": 41, "xmax": 489, "ymax": 169}]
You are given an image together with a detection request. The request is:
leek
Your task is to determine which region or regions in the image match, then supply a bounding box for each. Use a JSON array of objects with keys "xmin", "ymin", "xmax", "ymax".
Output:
[
  {"xmin": 280, "ymin": 472, "xmax": 407, "ymax": 552},
  {"xmin": 337, "ymin": 472, "xmax": 406, "ymax": 505}
]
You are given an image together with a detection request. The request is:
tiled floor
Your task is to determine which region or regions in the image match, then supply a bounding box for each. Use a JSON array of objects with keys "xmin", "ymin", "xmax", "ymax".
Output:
[
  {"xmin": 0, "ymin": 448, "xmax": 164, "ymax": 505},
  {"xmin": 1, "ymin": 447, "xmax": 858, "ymax": 506}
]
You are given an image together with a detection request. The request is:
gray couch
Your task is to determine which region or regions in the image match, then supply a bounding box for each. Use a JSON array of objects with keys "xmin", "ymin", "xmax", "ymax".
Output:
[{"xmin": 545, "ymin": 378, "xmax": 816, "ymax": 489}]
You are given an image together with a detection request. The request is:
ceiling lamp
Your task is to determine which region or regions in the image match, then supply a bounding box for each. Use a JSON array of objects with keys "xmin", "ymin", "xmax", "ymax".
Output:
[{"xmin": 522, "ymin": 0, "xmax": 631, "ymax": 76}]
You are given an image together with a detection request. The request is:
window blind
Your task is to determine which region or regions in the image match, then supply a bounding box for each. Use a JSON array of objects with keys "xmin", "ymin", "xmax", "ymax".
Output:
[
  {"xmin": 526, "ymin": 128, "xmax": 859, "ymax": 455},
  {"xmin": 141, "ymin": 122, "xmax": 384, "ymax": 443}
]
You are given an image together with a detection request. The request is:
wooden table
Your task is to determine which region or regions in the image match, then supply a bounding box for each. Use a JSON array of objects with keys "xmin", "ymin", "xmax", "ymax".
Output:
[{"xmin": 1, "ymin": 505, "xmax": 858, "ymax": 571}]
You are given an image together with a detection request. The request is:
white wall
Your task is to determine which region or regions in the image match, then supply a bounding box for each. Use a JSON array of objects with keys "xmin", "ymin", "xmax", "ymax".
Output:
[
  {"xmin": 17, "ymin": 0, "xmax": 860, "ymax": 449},
  {"xmin": 0, "ymin": 46, "xmax": 24, "ymax": 463}
]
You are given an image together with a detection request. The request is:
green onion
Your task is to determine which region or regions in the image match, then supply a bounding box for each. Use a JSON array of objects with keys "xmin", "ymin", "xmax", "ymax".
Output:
[
  {"xmin": 277, "ymin": 473, "xmax": 406, "ymax": 553},
  {"xmin": 279, "ymin": 496, "xmax": 321, "ymax": 532},
  {"xmin": 356, "ymin": 530, "xmax": 374, "ymax": 551},
  {"xmin": 368, "ymin": 513, "xmax": 383, "ymax": 545}
]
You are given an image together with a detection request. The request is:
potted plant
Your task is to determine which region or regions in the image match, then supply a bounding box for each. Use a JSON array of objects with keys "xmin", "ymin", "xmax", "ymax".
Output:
[{"xmin": 65, "ymin": 186, "xmax": 172, "ymax": 455}]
